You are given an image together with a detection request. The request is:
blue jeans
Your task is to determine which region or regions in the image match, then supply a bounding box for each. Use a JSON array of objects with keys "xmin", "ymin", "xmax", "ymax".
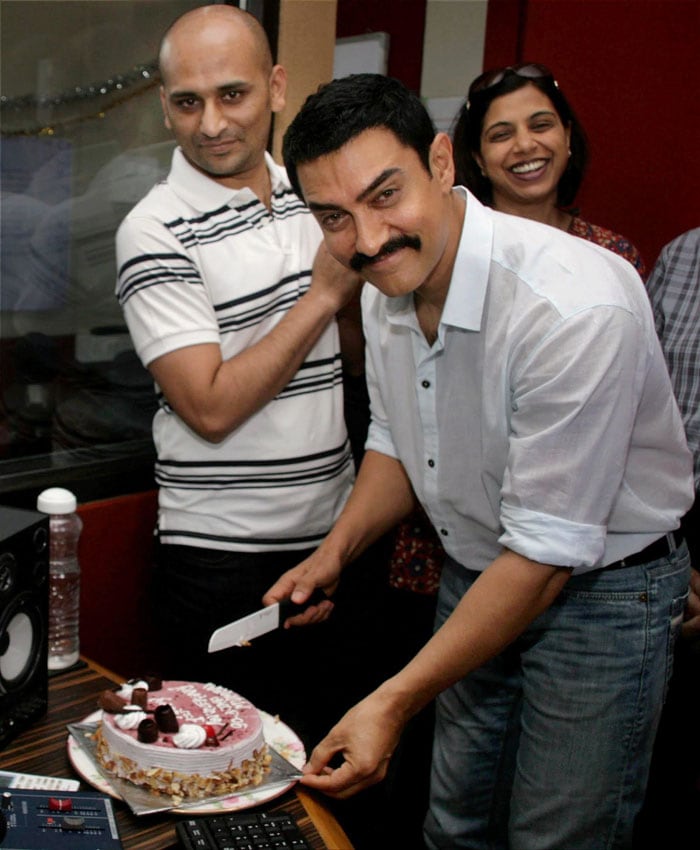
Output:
[{"xmin": 424, "ymin": 544, "xmax": 690, "ymax": 850}]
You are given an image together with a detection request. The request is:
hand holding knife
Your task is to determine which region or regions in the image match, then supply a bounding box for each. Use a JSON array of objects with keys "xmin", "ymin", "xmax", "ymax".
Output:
[{"xmin": 208, "ymin": 588, "xmax": 330, "ymax": 652}]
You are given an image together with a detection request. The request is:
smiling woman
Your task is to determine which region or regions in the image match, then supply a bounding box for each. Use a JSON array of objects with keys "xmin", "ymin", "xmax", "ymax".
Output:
[
  {"xmin": 452, "ymin": 63, "xmax": 646, "ymax": 276},
  {"xmin": 476, "ymin": 85, "xmax": 571, "ymax": 220}
]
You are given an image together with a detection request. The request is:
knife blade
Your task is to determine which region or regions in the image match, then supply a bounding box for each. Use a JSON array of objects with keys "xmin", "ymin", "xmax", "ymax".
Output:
[{"xmin": 208, "ymin": 588, "xmax": 328, "ymax": 652}]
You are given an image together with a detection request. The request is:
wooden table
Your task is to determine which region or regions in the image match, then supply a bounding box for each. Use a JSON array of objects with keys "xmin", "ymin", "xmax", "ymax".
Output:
[{"xmin": 1, "ymin": 658, "xmax": 353, "ymax": 849}]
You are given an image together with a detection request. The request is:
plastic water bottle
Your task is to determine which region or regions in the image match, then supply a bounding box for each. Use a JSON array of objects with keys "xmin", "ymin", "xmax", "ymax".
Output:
[{"xmin": 37, "ymin": 487, "xmax": 82, "ymax": 670}]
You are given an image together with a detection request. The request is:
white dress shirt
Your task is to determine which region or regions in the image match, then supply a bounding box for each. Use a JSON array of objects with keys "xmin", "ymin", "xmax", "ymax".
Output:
[{"xmin": 363, "ymin": 189, "xmax": 693, "ymax": 574}]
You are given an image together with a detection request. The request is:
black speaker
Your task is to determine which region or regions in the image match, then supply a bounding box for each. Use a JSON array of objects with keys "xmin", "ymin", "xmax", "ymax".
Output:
[{"xmin": 0, "ymin": 505, "xmax": 49, "ymax": 749}]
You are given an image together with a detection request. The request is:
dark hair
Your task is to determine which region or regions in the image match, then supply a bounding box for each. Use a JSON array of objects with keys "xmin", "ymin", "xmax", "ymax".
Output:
[
  {"xmin": 283, "ymin": 74, "xmax": 436, "ymax": 200},
  {"xmin": 452, "ymin": 64, "xmax": 589, "ymax": 209}
]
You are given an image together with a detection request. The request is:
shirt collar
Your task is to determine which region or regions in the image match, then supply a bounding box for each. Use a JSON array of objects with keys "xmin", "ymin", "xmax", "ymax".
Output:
[
  {"xmin": 167, "ymin": 147, "xmax": 287, "ymax": 211},
  {"xmin": 441, "ymin": 187, "xmax": 492, "ymax": 332}
]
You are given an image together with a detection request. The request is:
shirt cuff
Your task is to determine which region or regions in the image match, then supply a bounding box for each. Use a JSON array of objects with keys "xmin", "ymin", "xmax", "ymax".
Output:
[
  {"xmin": 365, "ymin": 420, "xmax": 400, "ymax": 460},
  {"xmin": 499, "ymin": 503, "xmax": 606, "ymax": 573}
]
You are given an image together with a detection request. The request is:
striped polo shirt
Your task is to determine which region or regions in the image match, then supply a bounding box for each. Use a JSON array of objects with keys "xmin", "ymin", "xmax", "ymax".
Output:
[{"xmin": 116, "ymin": 149, "xmax": 354, "ymax": 551}]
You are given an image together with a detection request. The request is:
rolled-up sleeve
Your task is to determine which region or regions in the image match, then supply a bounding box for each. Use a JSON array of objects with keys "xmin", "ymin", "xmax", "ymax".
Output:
[{"xmin": 499, "ymin": 304, "xmax": 651, "ymax": 571}]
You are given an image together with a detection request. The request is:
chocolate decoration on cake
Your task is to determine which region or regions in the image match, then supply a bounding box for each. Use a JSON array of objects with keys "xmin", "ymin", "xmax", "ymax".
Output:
[
  {"xmin": 137, "ymin": 718, "xmax": 159, "ymax": 743},
  {"xmin": 154, "ymin": 704, "xmax": 179, "ymax": 733},
  {"xmin": 143, "ymin": 675, "xmax": 163, "ymax": 691},
  {"xmin": 131, "ymin": 687, "xmax": 148, "ymax": 709},
  {"xmin": 98, "ymin": 690, "xmax": 128, "ymax": 713}
]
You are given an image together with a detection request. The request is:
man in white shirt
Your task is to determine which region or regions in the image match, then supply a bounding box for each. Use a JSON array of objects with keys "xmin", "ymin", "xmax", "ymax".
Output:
[{"xmin": 267, "ymin": 74, "xmax": 695, "ymax": 849}]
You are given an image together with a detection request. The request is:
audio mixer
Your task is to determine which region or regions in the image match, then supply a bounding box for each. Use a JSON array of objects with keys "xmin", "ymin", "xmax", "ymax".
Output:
[{"xmin": 0, "ymin": 787, "xmax": 123, "ymax": 849}]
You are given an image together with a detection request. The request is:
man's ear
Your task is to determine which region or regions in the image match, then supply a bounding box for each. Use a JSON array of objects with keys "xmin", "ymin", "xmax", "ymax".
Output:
[
  {"xmin": 270, "ymin": 64, "xmax": 287, "ymax": 114},
  {"xmin": 430, "ymin": 132, "xmax": 456, "ymax": 189},
  {"xmin": 159, "ymin": 86, "xmax": 172, "ymax": 131}
]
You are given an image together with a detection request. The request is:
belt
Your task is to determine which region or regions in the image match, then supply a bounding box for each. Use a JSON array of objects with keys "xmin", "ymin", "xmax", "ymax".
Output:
[{"xmin": 605, "ymin": 529, "xmax": 684, "ymax": 571}]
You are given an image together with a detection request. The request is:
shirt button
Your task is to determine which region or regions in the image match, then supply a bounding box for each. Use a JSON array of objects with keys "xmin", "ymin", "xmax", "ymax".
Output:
[
  {"xmin": 427, "ymin": 459, "xmax": 435, "ymax": 468},
  {"xmin": 440, "ymin": 528, "xmax": 448, "ymax": 536},
  {"xmin": 421, "ymin": 380, "xmax": 430, "ymax": 388}
]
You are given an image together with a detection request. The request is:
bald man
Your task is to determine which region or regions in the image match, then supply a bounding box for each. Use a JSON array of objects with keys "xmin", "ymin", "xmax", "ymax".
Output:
[{"xmin": 114, "ymin": 5, "xmax": 366, "ymax": 745}]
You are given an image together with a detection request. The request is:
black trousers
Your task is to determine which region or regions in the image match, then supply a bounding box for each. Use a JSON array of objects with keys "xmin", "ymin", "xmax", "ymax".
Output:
[{"xmin": 150, "ymin": 539, "xmax": 392, "ymax": 752}]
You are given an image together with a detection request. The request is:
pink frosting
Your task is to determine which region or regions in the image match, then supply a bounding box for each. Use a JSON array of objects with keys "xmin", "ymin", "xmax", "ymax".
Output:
[{"xmin": 100, "ymin": 681, "xmax": 264, "ymax": 774}]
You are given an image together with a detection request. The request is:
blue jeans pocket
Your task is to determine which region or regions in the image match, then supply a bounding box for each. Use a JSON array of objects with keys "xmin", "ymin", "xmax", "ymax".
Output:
[{"xmin": 665, "ymin": 583, "xmax": 689, "ymax": 699}]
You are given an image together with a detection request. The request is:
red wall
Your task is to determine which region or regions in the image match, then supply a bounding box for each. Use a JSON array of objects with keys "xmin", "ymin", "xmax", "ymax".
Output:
[
  {"xmin": 484, "ymin": 0, "xmax": 700, "ymax": 271},
  {"xmin": 336, "ymin": 0, "xmax": 427, "ymax": 92},
  {"xmin": 78, "ymin": 490, "xmax": 160, "ymax": 678}
]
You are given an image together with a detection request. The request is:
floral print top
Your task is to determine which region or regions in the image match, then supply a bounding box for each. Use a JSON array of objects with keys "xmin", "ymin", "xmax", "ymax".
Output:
[{"xmin": 569, "ymin": 216, "xmax": 647, "ymax": 278}]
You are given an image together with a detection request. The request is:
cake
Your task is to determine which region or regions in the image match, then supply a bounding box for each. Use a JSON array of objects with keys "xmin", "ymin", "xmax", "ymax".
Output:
[{"xmin": 94, "ymin": 679, "xmax": 270, "ymax": 802}]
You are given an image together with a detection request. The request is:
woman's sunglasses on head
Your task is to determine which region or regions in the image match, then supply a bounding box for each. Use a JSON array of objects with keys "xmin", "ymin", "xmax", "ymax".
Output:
[{"xmin": 467, "ymin": 63, "xmax": 558, "ymax": 110}]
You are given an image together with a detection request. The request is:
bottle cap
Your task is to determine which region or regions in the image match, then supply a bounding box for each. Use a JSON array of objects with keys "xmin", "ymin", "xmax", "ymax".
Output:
[{"xmin": 37, "ymin": 487, "xmax": 77, "ymax": 514}]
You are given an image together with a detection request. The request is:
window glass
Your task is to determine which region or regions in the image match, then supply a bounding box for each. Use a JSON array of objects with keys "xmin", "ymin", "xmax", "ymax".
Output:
[{"xmin": 0, "ymin": 0, "xmax": 211, "ymax": 504}]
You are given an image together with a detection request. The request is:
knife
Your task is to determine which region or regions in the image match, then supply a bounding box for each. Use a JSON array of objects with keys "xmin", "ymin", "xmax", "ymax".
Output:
[{"xmin": 208, "ymin": 589, "xmax": 329, "ymax": 652}]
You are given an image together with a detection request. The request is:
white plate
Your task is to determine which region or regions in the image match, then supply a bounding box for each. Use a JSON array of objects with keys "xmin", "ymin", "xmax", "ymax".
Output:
[{"xmin": 67, "ymin": 710, "xmax": 306, "ymax": 814}]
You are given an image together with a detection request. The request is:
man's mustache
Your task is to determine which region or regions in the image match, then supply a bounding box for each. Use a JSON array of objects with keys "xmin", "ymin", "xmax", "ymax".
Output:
[{"xmin": 349, "ymin": 235, "xmax": 421, "ymax": 272}]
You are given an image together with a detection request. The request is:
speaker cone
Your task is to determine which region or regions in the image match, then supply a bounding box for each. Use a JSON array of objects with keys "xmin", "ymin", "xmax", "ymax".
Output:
[{"xmin": 0, "ymin": 595, "xmax": 42, "ymax": 692}]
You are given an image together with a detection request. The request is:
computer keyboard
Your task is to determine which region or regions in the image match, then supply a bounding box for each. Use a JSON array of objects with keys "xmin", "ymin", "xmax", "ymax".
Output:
[{"xmin": 175, "ymin": 809, "xmax": 312, "ymax": 849}]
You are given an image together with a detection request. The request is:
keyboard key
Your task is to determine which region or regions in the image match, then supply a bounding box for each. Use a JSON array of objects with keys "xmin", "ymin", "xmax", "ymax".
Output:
[{"xmin": 176, "ymin": 810, "xmax": 311, "ymax": 850}]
